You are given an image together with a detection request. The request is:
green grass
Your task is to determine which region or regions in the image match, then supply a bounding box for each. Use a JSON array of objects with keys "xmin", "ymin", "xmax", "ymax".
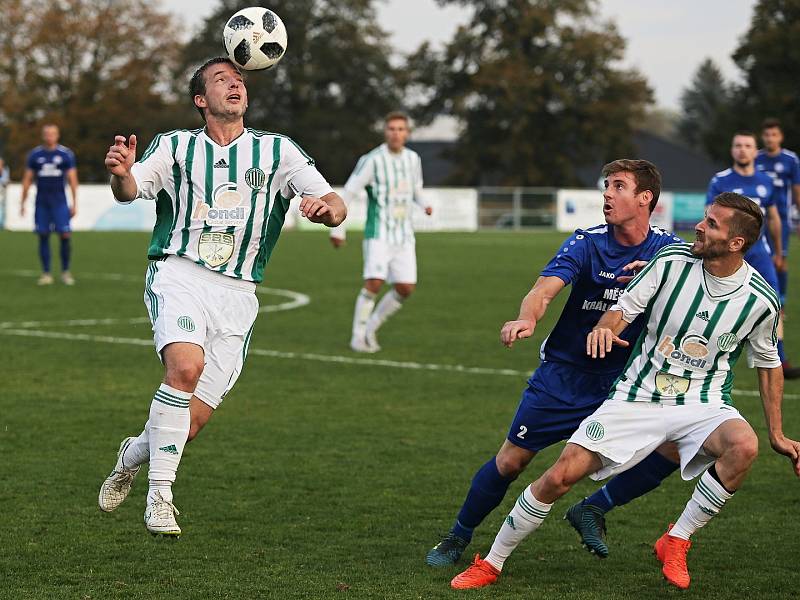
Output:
[{"xmin": 1, "ymin": 229, "xmax": 799, "ymax": 599}]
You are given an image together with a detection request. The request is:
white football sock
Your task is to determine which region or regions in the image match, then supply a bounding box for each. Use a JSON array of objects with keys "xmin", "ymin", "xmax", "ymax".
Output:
[
  {"xmin": 121, "ymin": 421, "xmax": 150, "ymax": 469},
  {"xmin": 485, "ymin": 486, "xmax": 552, "ymax": 571},
  {"xmin": 351, "ymin": 288, "xmax": 377, "ymax": 339},
  {"xmin": 670, "ymin": 469, "xmax": 733, "ymax": 540},
  {"xmin": 147, "ymin": 384, "xmax": 191, "ymax": 505},
  {"xmin": 366, "ymin": 289, "xmax": 404, "ymax": 334}
]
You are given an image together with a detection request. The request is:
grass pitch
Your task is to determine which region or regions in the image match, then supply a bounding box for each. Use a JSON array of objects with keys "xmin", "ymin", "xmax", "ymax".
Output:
[{"xmin": 1, "ymin": 229, "xmax": 799, "ymax": 599}]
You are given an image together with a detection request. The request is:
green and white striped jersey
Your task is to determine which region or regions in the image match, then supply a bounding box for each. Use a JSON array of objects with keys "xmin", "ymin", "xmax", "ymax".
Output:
[
  {"xmin": 128, "ymin": 127, "xmax": 333, "ymax": 283},
  {"xmin": 609, "ymin": 243, "xmax": 781, "ymax": 406},
  {"xmin": 344, "ymin": 143, "xmax": 425, "ymax": 245}
]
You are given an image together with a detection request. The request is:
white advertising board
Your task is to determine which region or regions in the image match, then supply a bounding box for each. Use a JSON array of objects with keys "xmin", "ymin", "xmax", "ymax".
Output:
[{"xmin": 556, "ymin": 188, "xmax": 674, "ymax": 233}]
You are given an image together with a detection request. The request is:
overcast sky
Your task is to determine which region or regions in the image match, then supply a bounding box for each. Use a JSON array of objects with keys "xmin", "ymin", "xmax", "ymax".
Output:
[{"xmin": 161, "ymin": 0, "xmax": 757, "ymax": 111}]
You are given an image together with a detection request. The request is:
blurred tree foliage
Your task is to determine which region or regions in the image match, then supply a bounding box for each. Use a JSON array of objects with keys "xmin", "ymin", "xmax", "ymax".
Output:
[
  {"xmin": 677, "ymin": 59, "xmax": 738, "ymax": 162},
  {"xmin": 0, "ymin": 0, "xmax": 184, "ymax": 181},
  {"xmin": 184, "ymin": 0, "xmax": 402, "ymax": 183},
  {"xmin": 406, "ymin": 0, "xmax": 652, "ymax": 186}
]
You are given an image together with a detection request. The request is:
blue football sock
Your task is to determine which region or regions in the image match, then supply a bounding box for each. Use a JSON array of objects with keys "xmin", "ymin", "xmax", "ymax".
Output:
[
  {"xmin": 453, "ymin": 457, "xmax": 516, "ymax": 540},
  {"xmin": 778, "ymin": 340, "xmax": 786, "ymax": 363},
  {"xmin": 38, "ymin": 235, "xmax": 51, "ymax": 273},
  {"xmin": 777, "ymin": 270, "xmax": 788, "ymax": 305},
  {"xmin": 585, "ymin": 451, "xmax": 679, "ymax": 514},
  {"xmin": 60, "ymin": 236, "xmax": 71, "ymax": 271}
]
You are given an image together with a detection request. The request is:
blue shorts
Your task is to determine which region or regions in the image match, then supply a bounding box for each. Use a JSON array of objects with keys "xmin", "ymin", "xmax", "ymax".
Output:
[
  {"xmin": 744, "ymin": 243, "xmax": 779, "ymax": 293},
  {"xmin": 34, "ymin": 198, "xmax": 71, "ymax": 234},
  {"xmin": 507, "ymin": 361, "xmax": 617, "ymax": 452}
]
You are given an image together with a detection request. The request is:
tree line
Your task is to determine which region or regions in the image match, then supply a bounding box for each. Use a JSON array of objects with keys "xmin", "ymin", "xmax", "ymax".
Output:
[{"xmin": 0, "ymin": 0, "xmax": 796, "ymax": 185}]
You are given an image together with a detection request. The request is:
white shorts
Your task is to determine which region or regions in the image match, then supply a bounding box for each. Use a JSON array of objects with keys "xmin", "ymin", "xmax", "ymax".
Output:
[
  {"xmin": 362, "ymin": 239, "xmax": 417, "ymax": 284},
  {"xmin": 144, "ymin": 256, "xmax": 259, "ymax": 409},
  {"xmin": 568, "ymin": 400, "xmax": 745, "ymax": 481}
]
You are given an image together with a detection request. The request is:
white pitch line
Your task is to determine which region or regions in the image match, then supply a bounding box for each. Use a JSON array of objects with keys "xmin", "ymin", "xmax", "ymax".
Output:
[
  {"xmin": 0, "ymin": 270, "xmax": 310, "ymax": 328},
  {"xmin": 1, "ymin": 327, "xmax": 796, "ymax": 399}
]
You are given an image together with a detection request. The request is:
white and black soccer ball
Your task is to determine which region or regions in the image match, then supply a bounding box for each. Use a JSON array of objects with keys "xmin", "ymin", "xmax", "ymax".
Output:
[{"xmin": 223, "ymin": 7, "xmax": 288, "ymax": 71}]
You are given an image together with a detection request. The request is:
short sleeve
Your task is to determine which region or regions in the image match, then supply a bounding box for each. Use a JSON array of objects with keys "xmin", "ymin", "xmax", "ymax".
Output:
[
  {"xmin": 281, "ymin": 140, "xmax": 333, "ymax": 199},
  {"xmin": 130, "ymin": 135, "xmax": 174, "ymax": 202},
  {"xmin": 790, "ymin": 155, "xmax": 800, "ymax": 185},
  {"xmin": 343, "ymin": 153, "xmax": 375, "ymax": 197},
  {"xmin": 63, "ymin": 149, "xmax": 76, "ymax": 170},
  {"xmin": 747, "ymin": 309, "xmax": 781, "ymax": 368},
  {"xmin": 706, "ymin": 177, "xmax": 719, "ymax": 205},
  {"xmin": 539, "ymin": 231, "xmax": 591, "ymax": 285}
]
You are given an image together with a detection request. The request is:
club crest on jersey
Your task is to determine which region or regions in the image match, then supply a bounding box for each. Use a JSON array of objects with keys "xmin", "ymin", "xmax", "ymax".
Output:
[
  {"xmin": 717, "ymin": 332, "xmax": 739, "ymax": 353},
  {"xmin": 192, "ymin": 183, "xmax": 248, "ymax": 226},
  {"xmin": 245, "ymin": 167, "xmax": 266, "ymax": 190},
  {"xmin": 657, "ymin": 333, "xmax": 709, "ymax": 370},
  {"xmin": 198, "ymin": 232, "xmax": 235, "ymax": 267},
  {"xmin": 655, "ymin": 371, "xmax": 690, "ymax": 396}
]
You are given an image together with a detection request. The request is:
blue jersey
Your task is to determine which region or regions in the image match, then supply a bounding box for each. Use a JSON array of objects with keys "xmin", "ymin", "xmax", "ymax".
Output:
[
  {"xmin": 706, "ymin": 168, "xmax": 777, "ymax": 262},
  {"xmin": 26, "ymin": 145, "xmax": 75, "ymax": 201},
  {"xmin": 539, "ymin": 224, "xmax": 681, "ymax": 376},
  {"xmin": 756, "ymin": 149, "xmax": 800, "ymax": 218}
]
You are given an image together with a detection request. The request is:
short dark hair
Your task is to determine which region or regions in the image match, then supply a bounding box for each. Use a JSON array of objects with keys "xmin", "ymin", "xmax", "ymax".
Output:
[
  {"xmin": 732, "ymin": 130, "xmax": 758, "ymax": 144},
  {"xmin": 712, "ymin": 191, "xmax": 763, "ymax": 252},
  {"xmin": 385, "ymin": 111, "xmax": 410, "ymax": 125},
  {"xmin": 189, "ymin": 57, "xmax": 241, "ymax": 121},
  {"xmin": 601, "ymin": 159, "xmax": 662, "ymax": 213},
  {"xmin": 761, "ymin": 118, "xmax": 782, "ymax": 132}
]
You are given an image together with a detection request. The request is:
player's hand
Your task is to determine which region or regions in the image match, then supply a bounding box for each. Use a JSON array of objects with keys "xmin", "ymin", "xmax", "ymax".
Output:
[
  {"xmin": 616, "ymin": 260, "xmax": 648, "ymax": 284},
  {"xmin": 424, "ymin": 206, "xmax": 433, "ymax": 216},
  {"xmin": 105, "ymin": 135, "xmax": 137, "ymax": 177},
  {"xmin": 330, "ymin": 235, "xmax": 345, "ymax": 249},
  {"xmin": 300, "ymin": 196, "xmax": 333, "ymax": 224},
  {"xmin": 773, "ymin": 255, "xmax": 787, "ymax": 272},
  {"xmin": 769, "ymin": 435, "xmax": 800, "ymax": 477},
  {"xmin": 500, "ymin": 319, "xmax": 535, "ymax": 348},
  {"xmin": 586, "ymin": 327, "xmax": 629, "ymax": 358},
  {"xmin": 70, "ymin": 204, "xmax": 77, "ymax": 218},
  {"xmin": 19, "ymin": 202, "xmax": 25, "ymax": 217}
]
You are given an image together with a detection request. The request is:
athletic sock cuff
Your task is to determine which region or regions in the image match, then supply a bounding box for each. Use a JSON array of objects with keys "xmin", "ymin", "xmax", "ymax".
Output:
[
  {"xmin": 700, "ymin": 468, "xmax": 734, "ymax": 503},
  {"xmin": 153, "ymin": 384, "xmax": 192, "ymax": 409},
  {"xmin": 360, "ymin": 288, "xmax": 377, "ymax": 300}
]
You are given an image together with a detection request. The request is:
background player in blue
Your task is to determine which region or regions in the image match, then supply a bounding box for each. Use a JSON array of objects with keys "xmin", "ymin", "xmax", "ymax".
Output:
[
  {"xmin": 19, "ymin": 124, "xmax": 79, "ymax": 286},
  {"xmin": 756, "ymin": 118, "xmax": 800, "ymax": 305},
  {"xmin": 426, "ymin": 160, "xmax": 683, "ymax": 566},
  {"xmin": 706, "ymin": 131, "xmax": 799, "ymax": 378}
]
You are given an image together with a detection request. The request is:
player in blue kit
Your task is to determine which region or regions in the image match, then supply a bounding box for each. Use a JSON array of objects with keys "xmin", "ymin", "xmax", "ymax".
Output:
[
  {"xmin": 756, "ymin": 119, "xmax": 800, "ymax": 305},
  {"xmin": 20, "ymin": 124, "xmax": 79, "ymax": 286},
  {"xmin": 706, "ymin": 131, "xmax": 799, "ymax": 378},
  {"xmin": 426, "ymin": 160, "xmax": 683, "ymax": 566}
]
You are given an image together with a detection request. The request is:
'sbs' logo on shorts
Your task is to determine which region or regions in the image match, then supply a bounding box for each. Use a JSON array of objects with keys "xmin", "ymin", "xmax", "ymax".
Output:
[{"xmin": 585, "ymin": 421, "xmax": 605, "ymax": 441}]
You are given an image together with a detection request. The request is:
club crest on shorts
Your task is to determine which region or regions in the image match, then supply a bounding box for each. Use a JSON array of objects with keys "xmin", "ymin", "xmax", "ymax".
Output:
[
  {"xmin": 655, "ymin": 371, "xmax": 690, "ymax": 396},
  {"xmin": 245, "ymin": 167, "xmax": 266, "ymax": 190},
  {"xmin": 177, "ymin": 315, "xmax": 195, "ymax": 332},
  {"xmin": 585, "ymin": 421, "xmax": 604, "ymax": 441},
  {"xmin": 716, "ymin": 332, "xmax": 739, "ymax": 353},
  {"xmin": 198, "ymin": 232, "xmax": 235, "ymax": 267}
]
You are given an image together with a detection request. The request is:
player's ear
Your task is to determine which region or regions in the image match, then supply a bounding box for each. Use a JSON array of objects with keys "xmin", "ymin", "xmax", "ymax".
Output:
[
  {"xmin": 639, "ymin": 190, "xmax": 653, "ymax": 208},
  {"xmin": 728, "ymin": 236, "xmax": 745, "ymax": 253},
  {"xmin": 194, "ymin": 94, "xmax": 207, "ymax": 109}
]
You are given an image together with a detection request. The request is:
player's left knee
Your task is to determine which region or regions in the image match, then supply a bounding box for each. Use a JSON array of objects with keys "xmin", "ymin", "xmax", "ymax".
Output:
[{"xmin": 394, "ymin": 283, "xmax": 415, "ymax": 297}]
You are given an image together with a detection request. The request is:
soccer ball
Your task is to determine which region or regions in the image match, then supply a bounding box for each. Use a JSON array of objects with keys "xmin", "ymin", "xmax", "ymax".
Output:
[{"xmin": 223, "ymin": 7, "xmax": 288, "ymax": 71}]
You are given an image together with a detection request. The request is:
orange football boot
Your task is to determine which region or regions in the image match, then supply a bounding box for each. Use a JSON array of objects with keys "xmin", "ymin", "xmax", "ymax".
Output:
[
  {"xmin": 654, "ymin": 523, "xmax": 692, "ymax": 590},
  {"xmin": 450, "ymin": 554, "xmax": 501, "ymax": 590}
]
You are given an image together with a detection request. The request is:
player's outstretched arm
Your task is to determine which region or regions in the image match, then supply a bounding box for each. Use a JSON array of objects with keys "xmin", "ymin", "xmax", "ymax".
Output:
[
  {"xmin": 757, "ymin": 366, "xmax": 800, "ymax": 477},
  {"xmin": 105, "ymin": 135, "xmax": 138, "ymax": 203},
  {"xmin": 500, "ymin": 276, "xmax": 565, "ymax": 348},
  {"xmin": 299, "ymin": 191, "xmax": 346, "ymax": 226},
  {"xmin": 586, "ymin": 309, "xmax": 629, "ymax": 359}
]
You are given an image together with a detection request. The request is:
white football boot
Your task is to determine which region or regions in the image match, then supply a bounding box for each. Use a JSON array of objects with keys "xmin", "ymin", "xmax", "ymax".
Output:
[
  {"xmin": 144, "ymin": 491, "xmax": 181, "ymax": 537},
  {"xmin": 98, "ymin": 437, "xmax": 141, "ymax": 512},
  {"xmin": 350, "ymin": 334, "xmax": 378, "ymax": 353},
  {"xmin": 364, "ymin": 329, "xmax": 382, "ymax": 352}
]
